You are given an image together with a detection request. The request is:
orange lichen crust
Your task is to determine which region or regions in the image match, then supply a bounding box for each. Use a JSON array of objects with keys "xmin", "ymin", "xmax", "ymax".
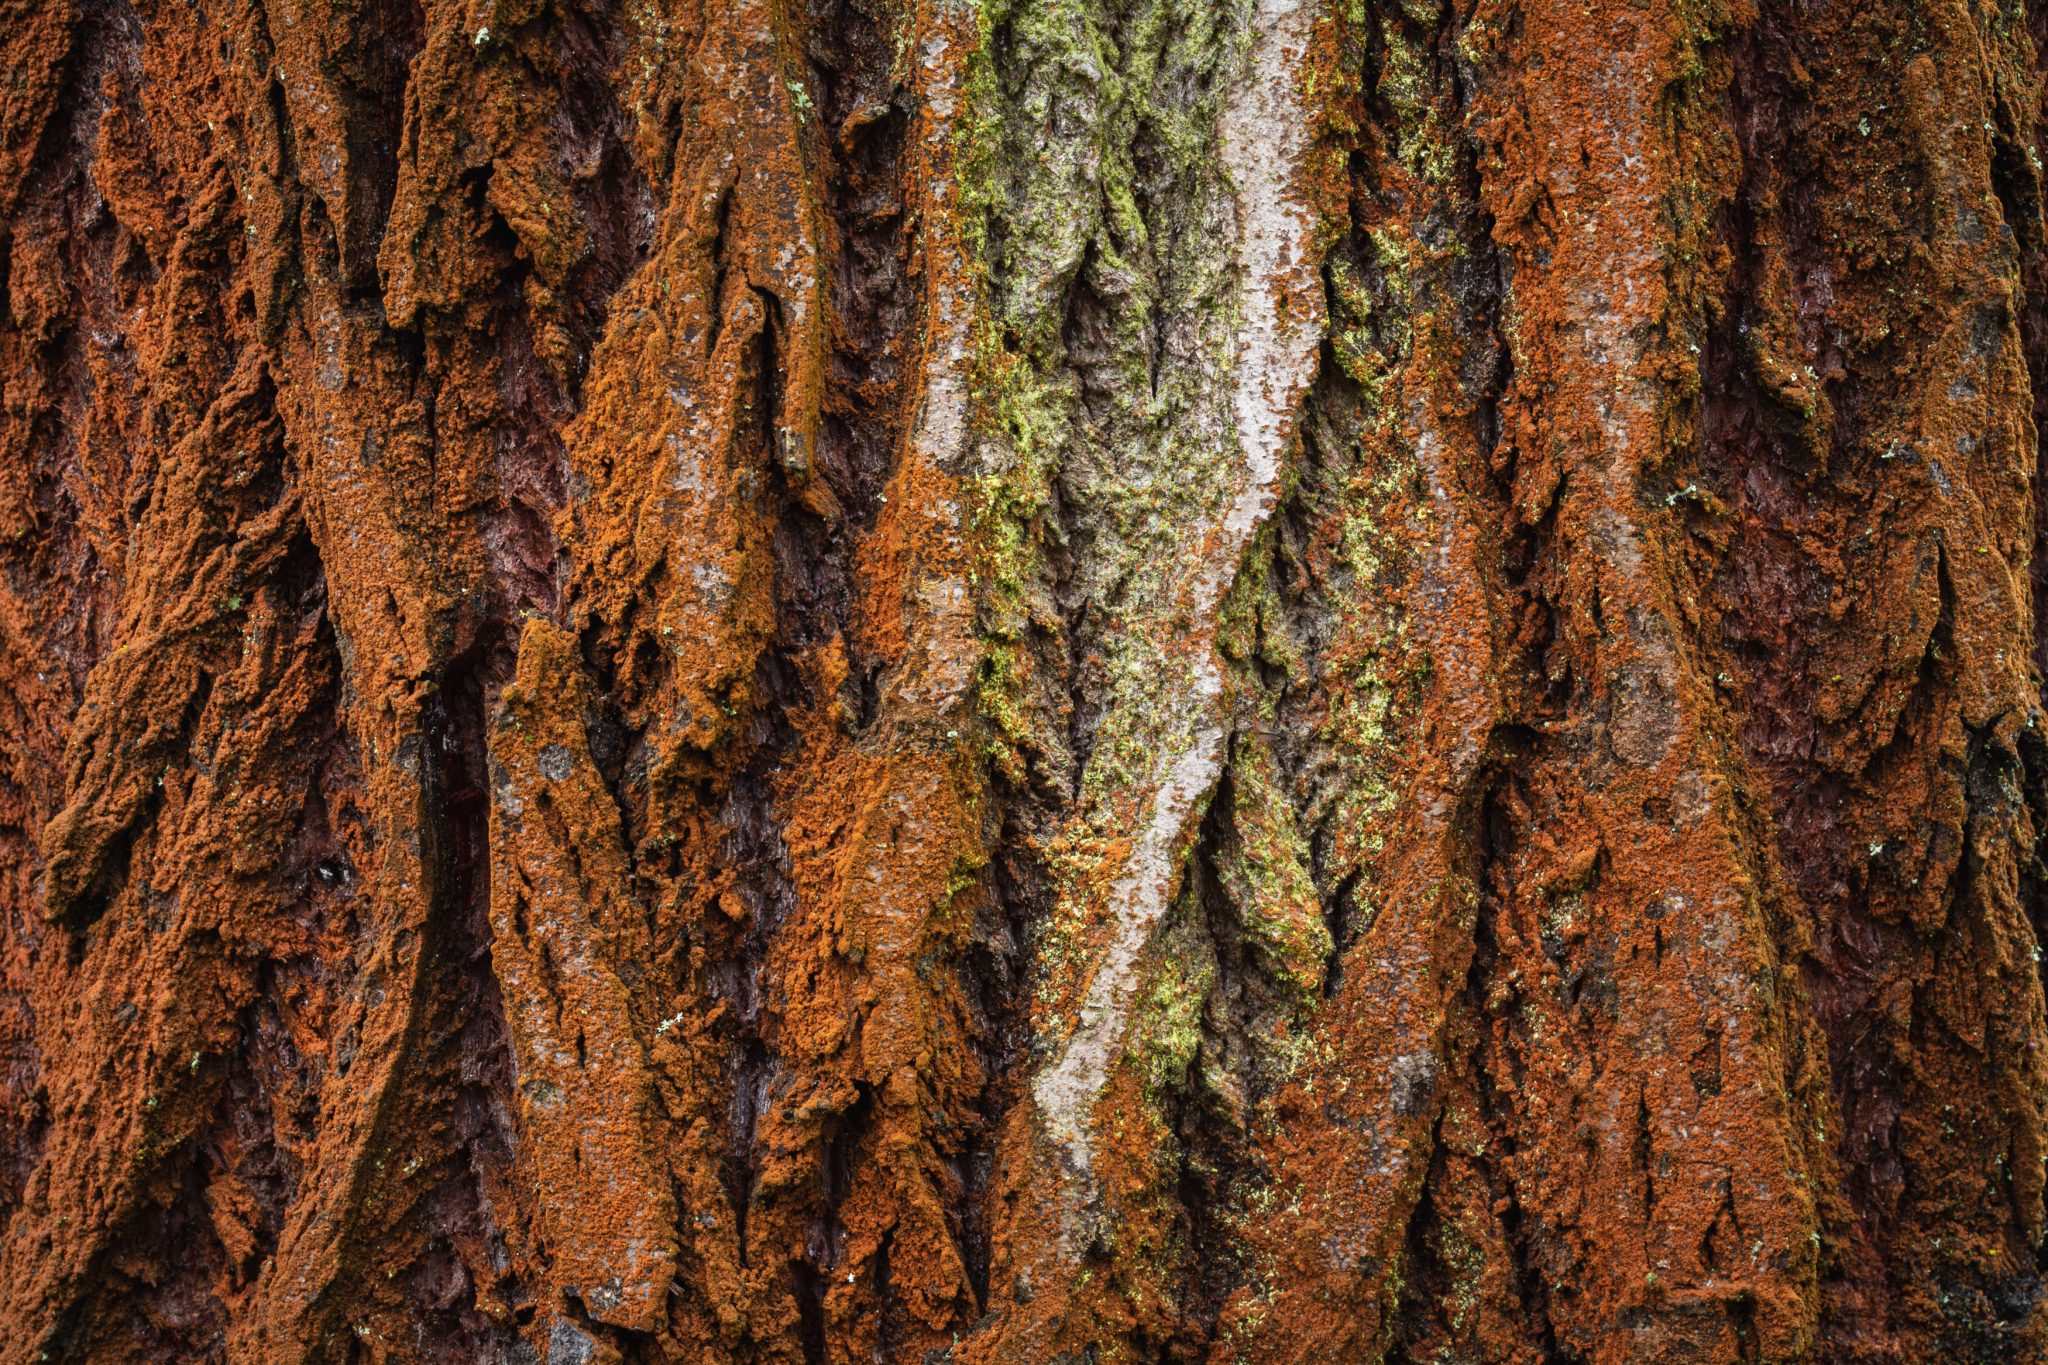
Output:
[{"xmin": 3, "ymin": 0, "xmax": 2048, "ymax": 1360}]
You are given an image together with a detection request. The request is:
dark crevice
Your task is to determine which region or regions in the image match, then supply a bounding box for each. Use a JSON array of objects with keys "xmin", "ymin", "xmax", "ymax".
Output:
[
  {"xmin": 958, "ymin": 825, "xmax": 1036, "ymax": 1315},
  {"xmin": 1464, "ymin": 770, "xmax": 1573, "ymax": 1362},
  {"xmin": 405, "ymin": 633, "xmax": 529, "ymax": 1355},
  {"xmin": 333, "ymin": 0, "xmax": 426, "ymax": 292},
  {"xmin": 1383, "ymin": 1128, "xmax": 1450, "ymax": 1364},
  {"xmin": 1319, "ymin": 870, "xmax": 1361, "ymax": 998},
  {"xmin": 791, "ymin": 1255, "xmax": 827, "ymax": 1364},
  {"xmin": 1166, "ymin": 794, "xmax": 1268, "ymax": 1351}
]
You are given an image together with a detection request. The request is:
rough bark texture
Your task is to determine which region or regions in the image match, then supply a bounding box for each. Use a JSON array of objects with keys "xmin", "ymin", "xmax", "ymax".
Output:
[{"xmin": 4, "ymin": 0, "xmax": 2048, "ymax": 1359}]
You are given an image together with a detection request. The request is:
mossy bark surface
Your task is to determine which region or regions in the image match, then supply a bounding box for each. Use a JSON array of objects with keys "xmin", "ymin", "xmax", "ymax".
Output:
[{"xmin": 3, "ymin": 0, "xmax": 2048, "ymax": 1360}]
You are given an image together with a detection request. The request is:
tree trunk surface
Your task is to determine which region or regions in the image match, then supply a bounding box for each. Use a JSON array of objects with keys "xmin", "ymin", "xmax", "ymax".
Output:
[{"xmin": 3, "ymin": 0, "xmax": 2047, "ymax": 1360}]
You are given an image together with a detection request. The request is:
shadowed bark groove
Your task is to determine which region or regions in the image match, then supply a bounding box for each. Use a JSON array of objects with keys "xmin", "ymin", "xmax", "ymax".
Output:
[{"xmin": 5, "ymin": 0, "xmax": 2048, "ymax": 1360}]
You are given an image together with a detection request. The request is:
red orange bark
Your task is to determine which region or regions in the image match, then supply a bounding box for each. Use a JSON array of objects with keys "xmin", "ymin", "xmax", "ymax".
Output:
[{"xmin": 2, "ymin": 0, "xmax": 2047, "ymax": 1360}]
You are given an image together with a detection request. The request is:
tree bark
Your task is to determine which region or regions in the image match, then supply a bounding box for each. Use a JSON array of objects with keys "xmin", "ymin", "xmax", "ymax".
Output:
[{"xmin": 3, "ymin": 0, "xmax": 2048, "ymax": 1359}]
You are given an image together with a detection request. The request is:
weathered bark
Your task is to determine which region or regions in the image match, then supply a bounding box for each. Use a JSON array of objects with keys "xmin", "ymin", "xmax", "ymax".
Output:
[{"xmin": 3, "ymin": 0, "xmax": 2047, "ymax": 1359}]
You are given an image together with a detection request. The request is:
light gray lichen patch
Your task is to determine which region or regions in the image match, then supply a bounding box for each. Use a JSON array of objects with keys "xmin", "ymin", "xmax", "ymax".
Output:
[{"xmin": 1028, "ymin": 0, "xmax": 1327, "ymax": 1233}]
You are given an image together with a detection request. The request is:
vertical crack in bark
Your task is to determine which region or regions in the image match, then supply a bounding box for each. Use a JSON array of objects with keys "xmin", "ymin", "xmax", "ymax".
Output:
[{"xmin": 404, "ymin": 637, "xmax": 530, "ymax": 1355}]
